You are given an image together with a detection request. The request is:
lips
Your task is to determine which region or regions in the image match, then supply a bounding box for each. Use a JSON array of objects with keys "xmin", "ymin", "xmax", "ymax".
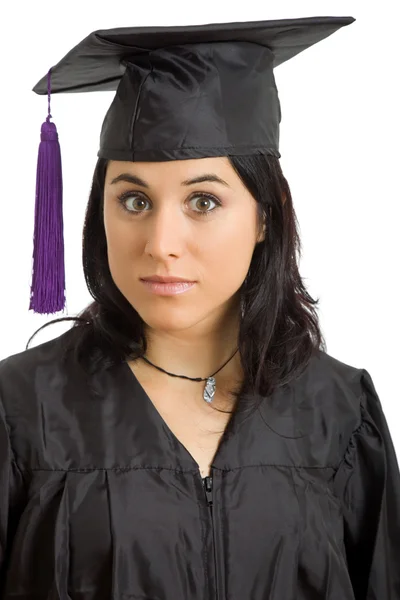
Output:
[
  {"xmin": 140, "ymin": 279, "xmax": 196, "ymax": 296},
  {"xmin": 140, "ymin": 276, "xmax": 194, "ymax": 283}
]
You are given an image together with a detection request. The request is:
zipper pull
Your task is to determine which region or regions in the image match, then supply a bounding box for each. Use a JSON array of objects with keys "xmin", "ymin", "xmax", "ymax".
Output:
[{"xmin": 203, "ymin": 475, "xmax": 213, "ymax": 506}]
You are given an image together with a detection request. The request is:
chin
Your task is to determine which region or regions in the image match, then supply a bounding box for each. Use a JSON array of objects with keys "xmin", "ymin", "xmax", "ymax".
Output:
[{"xmin": 133, "ymin": 303, "xmax": 205, "ymax": 332}]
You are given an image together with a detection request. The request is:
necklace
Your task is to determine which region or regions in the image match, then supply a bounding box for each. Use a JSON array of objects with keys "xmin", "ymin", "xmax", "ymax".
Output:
[{"xmin": 139, "ymin": 347, "xmax": 239, "ymax": 403}]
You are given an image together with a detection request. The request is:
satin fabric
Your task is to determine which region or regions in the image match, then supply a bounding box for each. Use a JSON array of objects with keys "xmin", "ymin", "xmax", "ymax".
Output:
[
  {"xmin": 0, "ymin": 331, "xmax": 399, "ymax": 599},
  {"xmin": 31, "ymin": 16, "xmax": 356, "ymax": 163}
]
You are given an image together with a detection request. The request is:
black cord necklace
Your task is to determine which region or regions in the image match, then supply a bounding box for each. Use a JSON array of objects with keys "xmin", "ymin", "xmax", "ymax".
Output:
[{"xmin": 140, "ymin": 347, "xmax": 239, "ymax": 403}]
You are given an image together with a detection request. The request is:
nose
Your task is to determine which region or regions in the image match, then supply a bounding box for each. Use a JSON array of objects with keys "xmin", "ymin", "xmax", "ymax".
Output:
[{"xmin": 143, "ymin": 204, "xmax": 188, "ymax": 259}]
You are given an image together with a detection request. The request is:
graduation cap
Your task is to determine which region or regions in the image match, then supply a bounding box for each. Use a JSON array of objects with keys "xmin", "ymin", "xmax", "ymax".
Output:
[{"xmin": 30, "ymin": 15, "xmax": 355, "ymax": 315}]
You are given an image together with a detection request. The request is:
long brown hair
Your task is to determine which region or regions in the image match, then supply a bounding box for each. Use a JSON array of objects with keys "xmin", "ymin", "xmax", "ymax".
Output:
[{"xmin": 26, "ymin": 154, "xmax": 326, "ymax": 423}]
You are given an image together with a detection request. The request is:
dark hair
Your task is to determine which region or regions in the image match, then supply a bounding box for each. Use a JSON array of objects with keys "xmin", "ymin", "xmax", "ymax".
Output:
[{"xmin": 26, "ymin": 154, "xmax": 326, "ymax": 424}]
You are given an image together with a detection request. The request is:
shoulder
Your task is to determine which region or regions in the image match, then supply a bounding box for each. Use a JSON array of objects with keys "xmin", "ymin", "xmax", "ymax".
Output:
[
  {"xmin": 258, "ymin": 348, "xmax": 375, "ymax": 465},
  {"xmin": 301, "ymin": 349, "xmax": 382, "ymax": 448},
  {"xmin": 308, "ymin": 346, "xmax": 362, "ymax": 377},
  {"xmin": 0, "ymin": 329, "xmax": 76, "ymax": 413},
  {"xmin": 302, "ymin": 348, "xmax": 372, "ymax": 421},
  {"xmin": 308, "ymin": 347, "xmax": 367, "ymax": 395},
  {"xmin": 0, "ymin": 329, "xmax": 72, "ymax": 372}
]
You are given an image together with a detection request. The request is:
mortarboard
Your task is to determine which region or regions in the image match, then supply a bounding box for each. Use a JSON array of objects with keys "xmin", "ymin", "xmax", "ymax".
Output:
[{"xmin": 30, "ymin": 16, "xmax": 355, "ymax": 315}]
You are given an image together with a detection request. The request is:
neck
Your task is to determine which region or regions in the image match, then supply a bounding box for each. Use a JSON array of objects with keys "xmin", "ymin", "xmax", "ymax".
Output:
[{"xmin": 136, "ymin": 304, "xmax": 243, "ymax": 392}]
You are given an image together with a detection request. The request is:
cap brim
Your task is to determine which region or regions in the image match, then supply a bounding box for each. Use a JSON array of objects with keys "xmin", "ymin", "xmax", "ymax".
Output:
[{"xmin": 32, "ymin": 16, "xmax": 355, "ymax": 95}]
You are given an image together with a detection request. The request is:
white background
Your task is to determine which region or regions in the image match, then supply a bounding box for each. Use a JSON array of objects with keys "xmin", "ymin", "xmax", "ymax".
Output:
[{"xmin": 0, "ymin": 1, "xmax": 399, "ymax": 452}]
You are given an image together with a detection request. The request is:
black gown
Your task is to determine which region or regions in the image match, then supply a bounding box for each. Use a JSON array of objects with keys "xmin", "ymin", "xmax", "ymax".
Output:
[{"xmin": 0, "ymin": 331, "xmax": 399, "ymax": 599}]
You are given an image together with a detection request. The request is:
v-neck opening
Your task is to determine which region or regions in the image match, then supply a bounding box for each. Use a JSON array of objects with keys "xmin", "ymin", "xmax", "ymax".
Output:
[{"xmin": 121, "ymin": 359, "xmax": 224, "ymax": 473}]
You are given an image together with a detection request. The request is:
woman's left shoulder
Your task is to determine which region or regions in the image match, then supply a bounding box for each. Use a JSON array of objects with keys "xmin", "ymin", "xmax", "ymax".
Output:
[{"xmin": 304, "ymin": 347, "xmax": 372, "ymax": 409}]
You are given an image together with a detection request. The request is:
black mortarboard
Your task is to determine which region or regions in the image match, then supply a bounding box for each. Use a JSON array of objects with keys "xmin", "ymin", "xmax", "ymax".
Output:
[{"xmin": 30, "ymin": 16, "xmax": 355, "ymax": 314}]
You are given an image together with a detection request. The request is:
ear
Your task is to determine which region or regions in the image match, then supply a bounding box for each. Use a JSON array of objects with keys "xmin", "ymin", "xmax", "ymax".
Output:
[{"xmin": 257, "ymin": 220, "xmax": 266, "ymax": 244}]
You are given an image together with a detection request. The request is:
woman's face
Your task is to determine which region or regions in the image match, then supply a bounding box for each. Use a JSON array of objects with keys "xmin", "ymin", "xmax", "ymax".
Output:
[{"xmin": 103, "ymin": 156, "xmax": 265, "ymax": 333}]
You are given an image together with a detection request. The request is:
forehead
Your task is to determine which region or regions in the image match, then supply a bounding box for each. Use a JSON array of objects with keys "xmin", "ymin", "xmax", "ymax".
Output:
[{"xmin": 105, "ymin": 156, "xmax": 238, "ymax": 184}]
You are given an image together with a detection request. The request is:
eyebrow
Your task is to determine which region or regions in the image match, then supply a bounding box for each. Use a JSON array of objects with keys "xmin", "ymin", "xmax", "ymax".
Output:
[{"xmin": 109, "ymin": 172, "xmax": 230, "ymax": 188}]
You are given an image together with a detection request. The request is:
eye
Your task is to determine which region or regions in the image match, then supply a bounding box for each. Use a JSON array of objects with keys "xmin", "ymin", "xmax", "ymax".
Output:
[
  {"xmin": 116, "ymin": 192, "xmax": 222, "ymax": 217},
  {"xmin": 189, "ymin": 194, "xmax": 221, "ymax": 216},
  {"xmin": 117, "ymin": 194, "xmax": 149, "ymax": 214}
]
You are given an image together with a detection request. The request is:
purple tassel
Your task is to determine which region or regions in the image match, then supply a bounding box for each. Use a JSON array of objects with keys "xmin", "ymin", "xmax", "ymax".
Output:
[{"xmin": 29, "ymin": 68, "xmax": 66, "ymax": 314}]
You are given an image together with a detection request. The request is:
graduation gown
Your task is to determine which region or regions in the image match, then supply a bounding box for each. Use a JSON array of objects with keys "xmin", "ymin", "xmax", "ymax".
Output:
[{"xmin": 0, "ymin": 331, "xmax": 399, "ymax": 599}]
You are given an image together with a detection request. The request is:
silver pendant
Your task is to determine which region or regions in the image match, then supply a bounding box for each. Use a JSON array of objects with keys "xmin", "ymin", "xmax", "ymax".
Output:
[{"xmin": 203, "ymin": 376, "xmax": 216, "ymax": 403}]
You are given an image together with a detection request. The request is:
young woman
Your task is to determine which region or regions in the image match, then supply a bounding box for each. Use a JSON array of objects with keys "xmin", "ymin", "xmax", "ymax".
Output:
[{"xmin": 1, "ymin": 16, "xmax": 399, "ymax": 600}]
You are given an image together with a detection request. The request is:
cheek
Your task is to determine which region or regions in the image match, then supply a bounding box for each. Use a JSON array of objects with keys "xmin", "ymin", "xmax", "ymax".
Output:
[
  {"xmin": 103, "ymin": 204, "xmax": 138, "ymax": 287},
  {"xmin": 104, "ymin": 202, "xmax": 135, "ymax": 255},
  {"xmin": 204, "ymin": 219, "xmax": 256, "ymax": 286}
]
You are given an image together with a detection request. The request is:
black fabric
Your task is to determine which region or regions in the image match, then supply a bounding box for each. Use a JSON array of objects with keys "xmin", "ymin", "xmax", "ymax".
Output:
[
  {"xmin": 0, "ymin": 331, "xmax": 399, "ymax": 599},
  {"xmin": 32, "ymin": 16, "xmax": 355, "ymax": 162}
]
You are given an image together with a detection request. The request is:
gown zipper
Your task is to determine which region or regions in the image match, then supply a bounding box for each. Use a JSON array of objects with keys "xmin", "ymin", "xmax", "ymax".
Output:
[{"xmin": 203, "ymin": 475, "xmax": 219, "ymax": 600}]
